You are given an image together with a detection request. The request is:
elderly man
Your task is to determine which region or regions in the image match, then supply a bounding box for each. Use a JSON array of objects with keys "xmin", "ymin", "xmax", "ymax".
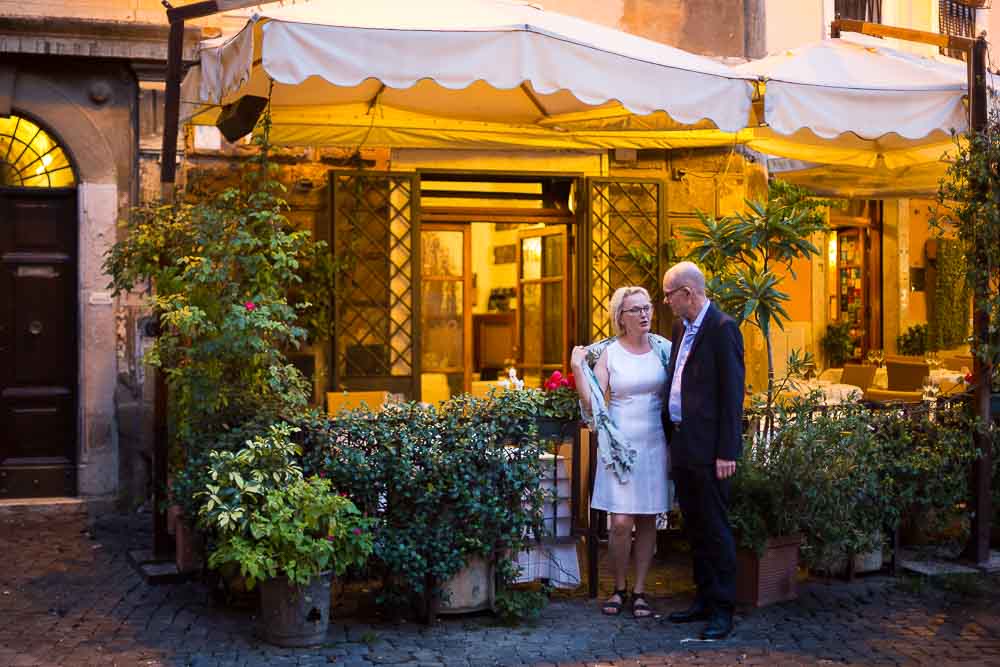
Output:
[{"xmin": 661, "ymin": 261, "xmax": 745, "ymax": 640}]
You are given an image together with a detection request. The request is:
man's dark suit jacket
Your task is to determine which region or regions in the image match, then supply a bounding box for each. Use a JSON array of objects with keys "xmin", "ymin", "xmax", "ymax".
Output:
[{"xmin": 663, "ymin": 302, "xmax": 746, "ymax": 467}]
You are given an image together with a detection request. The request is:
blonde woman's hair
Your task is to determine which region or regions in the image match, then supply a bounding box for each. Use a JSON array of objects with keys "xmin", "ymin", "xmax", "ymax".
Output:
[{"xmin": 609, "ymin": 286, "xmax": 651, "ymax": 337}]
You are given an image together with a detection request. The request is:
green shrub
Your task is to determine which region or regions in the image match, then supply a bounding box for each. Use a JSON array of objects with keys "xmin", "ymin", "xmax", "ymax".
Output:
[
  {"xmin": 196, "ymin": 422, "xmax": 374, "ymax": 588},
  {"xmin": 300, "ymin": 389, "xmax": 548, "ymax": 618},
  {"xmin": 897, "ymin": 324, "xmax": 930, "ymax": 357},
  {"xmin": 820, "ymin": 320, "xmax": 854, "ymax": 367}
]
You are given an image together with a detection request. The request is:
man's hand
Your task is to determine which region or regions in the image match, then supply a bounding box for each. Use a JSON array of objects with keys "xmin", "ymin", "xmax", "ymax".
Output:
[{"xmin": 716, "ymin": 458, "xmax": 736, "ymax": 480}]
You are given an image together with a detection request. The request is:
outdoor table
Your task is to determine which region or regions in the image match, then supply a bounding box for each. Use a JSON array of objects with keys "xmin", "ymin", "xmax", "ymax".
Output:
[
  {"xmin": 787, "ymin": 379, "xmax": 862, "ymax": 405},
  {"xmin": 513, "ymin": 453, "xmax": 581, "ymax": 589},
  {"xmin": 928, "ymin": 369, "xmax": 965, "ymax": 386}
]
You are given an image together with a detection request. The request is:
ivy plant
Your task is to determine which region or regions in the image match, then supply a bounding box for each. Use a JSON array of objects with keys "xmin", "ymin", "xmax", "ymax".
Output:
[
  {"xmin": 300, "ymin": 389, "xmax": 549, "ymax": 621},
  {"xmin": 930, "ymin": 238, "xmax": 972, "ymax": 351}
]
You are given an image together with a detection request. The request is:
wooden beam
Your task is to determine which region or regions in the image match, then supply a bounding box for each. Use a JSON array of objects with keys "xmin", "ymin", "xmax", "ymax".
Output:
[
  {"xmin": 831, "ymin": 18, "xmax": 974, "ymax": 52},
  {"xmin": 520, "ymin": 82, "xmax": 550, "ymax": 118}
]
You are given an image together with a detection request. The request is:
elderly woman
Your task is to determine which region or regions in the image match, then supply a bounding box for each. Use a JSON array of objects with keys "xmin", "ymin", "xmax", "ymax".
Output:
[{"xmin": 571, "ymin": 286, "xmax": 672, "ymax": 619}]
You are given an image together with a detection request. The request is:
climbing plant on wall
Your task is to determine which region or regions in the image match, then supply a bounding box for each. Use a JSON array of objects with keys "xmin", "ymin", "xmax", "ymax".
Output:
[{"xmin": 930, "ymin": 238, "xmax": 972, "ymax": 351}]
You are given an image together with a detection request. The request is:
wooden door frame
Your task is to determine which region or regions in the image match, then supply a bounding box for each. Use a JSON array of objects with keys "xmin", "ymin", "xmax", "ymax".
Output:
[{"xmin": 420, "ymin": 222, "xmax": 473, "ymax": 393}]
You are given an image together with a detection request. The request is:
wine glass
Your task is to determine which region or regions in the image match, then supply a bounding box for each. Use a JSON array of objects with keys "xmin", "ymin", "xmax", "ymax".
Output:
[
  {"xmin": 866, "ymin": 350, "xmax": 877, "ymax": 366},
  {"xmin": 922, "ymin": 376, "xmax": 940, "ymax": 402},
  {"xmin": 874, "ymin": 349, "xmax": 885, "ymax": 368}
]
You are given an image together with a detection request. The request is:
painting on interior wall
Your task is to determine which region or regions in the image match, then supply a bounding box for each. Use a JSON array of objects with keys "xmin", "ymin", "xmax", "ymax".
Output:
[{"xmin": 493, "ymin": 244, "xmax": 516, "ymax": 264}]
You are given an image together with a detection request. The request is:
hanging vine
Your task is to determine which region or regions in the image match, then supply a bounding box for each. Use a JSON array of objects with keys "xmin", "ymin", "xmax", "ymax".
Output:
[{"xmin": 930, "ymin": 238, "xmax": 972, "ymax": 351}]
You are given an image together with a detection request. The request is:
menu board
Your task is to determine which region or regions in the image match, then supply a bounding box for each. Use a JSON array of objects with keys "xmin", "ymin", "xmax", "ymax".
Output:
[{"xmin": 837, "ymin": 229, "xmax": 864, "ymax": 360}]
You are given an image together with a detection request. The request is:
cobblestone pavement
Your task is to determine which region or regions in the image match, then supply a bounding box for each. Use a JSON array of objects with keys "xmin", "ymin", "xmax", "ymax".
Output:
[{"xmin": 2, "ymin": 511, "xmax": 999, "ymax": 667}]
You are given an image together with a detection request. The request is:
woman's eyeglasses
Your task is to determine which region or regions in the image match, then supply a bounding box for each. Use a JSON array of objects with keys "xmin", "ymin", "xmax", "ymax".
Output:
[{"xmin": 622, "ymin": 305, "xmax": 653, "ymax": 316}]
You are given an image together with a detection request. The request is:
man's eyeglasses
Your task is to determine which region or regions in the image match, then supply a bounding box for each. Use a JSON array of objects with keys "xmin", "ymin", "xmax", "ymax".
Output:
[
  {"xmin": 663, "ymin": 285, "xmax": 689, "ymax": 301},
  {"xmin": 622, "ymin": 304, "xmax": 653, "ymax": 316}
]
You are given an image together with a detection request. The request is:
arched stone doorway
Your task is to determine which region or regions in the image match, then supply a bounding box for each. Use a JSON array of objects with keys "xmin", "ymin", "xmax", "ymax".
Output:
[{"xmin": 0, "ymin": 113, "xmax": 79, "ymax": 497}]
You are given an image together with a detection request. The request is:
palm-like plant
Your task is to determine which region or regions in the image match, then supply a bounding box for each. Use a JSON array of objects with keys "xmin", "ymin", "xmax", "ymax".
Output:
[{"xmin": 682, "ymin": 180, "xmax": 830, "ymax": 429}]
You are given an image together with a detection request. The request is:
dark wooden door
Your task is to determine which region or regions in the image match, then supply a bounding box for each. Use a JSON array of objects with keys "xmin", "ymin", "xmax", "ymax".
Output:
[{"xmin": 0, "ymin": 188, "xmax": 77, "ymax": 497}]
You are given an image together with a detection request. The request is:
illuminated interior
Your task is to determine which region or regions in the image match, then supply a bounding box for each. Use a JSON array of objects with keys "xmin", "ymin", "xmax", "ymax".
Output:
[{"xmin": 0, "ymin": 115, "xmax": 76, "ymax": 188}]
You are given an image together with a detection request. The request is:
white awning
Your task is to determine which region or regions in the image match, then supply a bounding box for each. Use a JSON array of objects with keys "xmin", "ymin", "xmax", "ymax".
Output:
[
  {"xmin": 735, "ymin": 35, "xmax": 978, "ymax": 140},
  {"xmin": 182, "ymin": 0, "xmax": 754, "ymax": 147}
]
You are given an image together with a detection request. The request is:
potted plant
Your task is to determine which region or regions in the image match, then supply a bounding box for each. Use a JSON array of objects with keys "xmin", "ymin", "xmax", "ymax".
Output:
[
  {"xmin": 896, "ymin": 324, "xmax": 929, "ymax": 358},
  {"xmin": 730, "ymin": 404, "xmax": 807, "ymax": 607},
  {"xmin": 536, "ymin": 370, "xmax": 581, "ymax": 442},
  {"xmin": 304, "ymin": 391, "xmax": 549, "ymax": 624},
  {"xmin": 197, "ymin": 422, "xmax": 374, "ymax": 646},
  {"xmin": 821, "ymin": 320, "xmax": 854, "ymax": 368}
]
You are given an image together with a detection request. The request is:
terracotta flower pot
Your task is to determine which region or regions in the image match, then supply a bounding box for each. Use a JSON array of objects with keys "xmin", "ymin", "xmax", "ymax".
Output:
[
  {"xmin": 174, "ymin": 515, "xmax": 204, "ymax": 574},
  {"xmin": 735, "ymin": 534, "xmax": 801, "ymax": 607}
]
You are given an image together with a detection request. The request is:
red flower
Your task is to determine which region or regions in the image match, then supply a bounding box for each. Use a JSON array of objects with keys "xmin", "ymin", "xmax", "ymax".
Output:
[
  {"xmin": 565, "ymin": 373, "xmax": 575, "ymax": 389},
  {"xmin": 965, "ymin": 372, "xmax": 974, "ymax": 384},
  {"xmin": 352, "ymin": 527, "xmax": 363, "ymax": 536},
  {"xmin": 318, "ymin": 471, "xmax": 326, "ymax": 478},
  {"xmin": 244, "ymin": 301, "xmax": 256, "ymax": 311}
]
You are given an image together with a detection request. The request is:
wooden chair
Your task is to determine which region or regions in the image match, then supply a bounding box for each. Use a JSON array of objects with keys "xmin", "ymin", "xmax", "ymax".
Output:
[
  {"xmin": 420, "ymin": 372, "xmax": 452, "ymax": 405},
  {"xmin": 886, "ymin": 359, "xmax": 929, "ymax": 391},
  {"xmin": 470, "ymin": 380, "xmax": 504, "ymax": 398},
  {"xmin": 326, "ymin": 390, "xmax": 390, "ymax": 415},
  {"xmin": 862, "ymin": 388, "xmax": 923, "ymax": 404},
  {"xmin": 839, "ymin": 363, "xmax": 877, "ymax": 392},
  {"xmin": 938, "ymin": 380, "xmax": 966, "ymax": 397},
  {"xmin": 941, "ymin": 354, "xmax": 973, "ymax": 372}
]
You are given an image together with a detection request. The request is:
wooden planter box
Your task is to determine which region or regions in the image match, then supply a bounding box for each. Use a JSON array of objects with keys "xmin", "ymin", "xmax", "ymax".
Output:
[{"xmin": 736, "ymin": 534, "xmax": 801, "ymax": 607}]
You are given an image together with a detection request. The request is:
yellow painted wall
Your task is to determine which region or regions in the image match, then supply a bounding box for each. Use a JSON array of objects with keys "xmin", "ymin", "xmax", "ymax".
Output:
[{"xmin": 906, "ymin": 199, "xmax": 934, "ymax": 327}]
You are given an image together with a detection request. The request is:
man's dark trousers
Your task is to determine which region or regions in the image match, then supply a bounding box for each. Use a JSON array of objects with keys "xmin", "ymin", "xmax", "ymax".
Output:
[{"xmin": 671, "ymin": 426, "xmax": 736, "ymax": 611}]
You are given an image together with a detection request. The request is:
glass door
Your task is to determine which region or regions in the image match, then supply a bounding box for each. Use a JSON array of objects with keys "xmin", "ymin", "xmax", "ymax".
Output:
[
  {"xmin": 420, "ymin": 224, "xmax": 472, "ymax": 400},
  {"xmin": 517, "ymin": 226, "xmax": 570, "ymax": 388}
]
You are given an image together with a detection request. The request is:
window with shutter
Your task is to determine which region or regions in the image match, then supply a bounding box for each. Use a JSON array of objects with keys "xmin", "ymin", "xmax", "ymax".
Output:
[
  {"xmin": 834, "ymin": 0, "xmax": 881, "ymax": 22},
  {"xmin": 939, "ymin": 1, "xmax": 977, "ymax": 60}
]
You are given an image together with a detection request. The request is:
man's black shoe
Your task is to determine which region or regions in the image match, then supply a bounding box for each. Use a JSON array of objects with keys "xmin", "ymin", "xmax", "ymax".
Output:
[
  {"xmin": 699, "ymin": 610, "xmax": 734, "ymax": 640},
  {"xmin": 666, "ymin": 600, "xmax": 711, "ymax": 623}
]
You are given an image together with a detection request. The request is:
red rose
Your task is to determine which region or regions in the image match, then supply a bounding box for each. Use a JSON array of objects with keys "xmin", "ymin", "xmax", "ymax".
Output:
[
  {"xmin": 352, "ymin": 527, "xmax": 363, "ymax": 536},
  {"xmin": 244, "ymin": 301, "xmax": 256, "ymax": 311},
  {"xmin": 565, "ymin": 373, "xmax": 575, "ymax": 389}
]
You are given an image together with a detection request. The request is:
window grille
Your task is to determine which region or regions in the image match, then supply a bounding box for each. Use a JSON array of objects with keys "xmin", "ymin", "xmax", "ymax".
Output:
[
  {"xmin": 939, "ymin": 1, "xmax": 977, "ymax": 60},
  {"xmin": 835, "ymin": 0, "xmax": 881, "ymax": 22}
]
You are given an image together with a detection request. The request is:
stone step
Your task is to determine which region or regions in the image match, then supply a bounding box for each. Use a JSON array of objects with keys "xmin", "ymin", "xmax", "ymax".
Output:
[{"xmin": 0, "ymin": 497, "xmax": 88, "ymax": 519}]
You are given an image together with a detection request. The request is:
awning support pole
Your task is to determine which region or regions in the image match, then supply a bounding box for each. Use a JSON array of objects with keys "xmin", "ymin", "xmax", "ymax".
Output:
[{"xmin": 154, "ymin": 0, "xmax": 277, "ymax": 559}]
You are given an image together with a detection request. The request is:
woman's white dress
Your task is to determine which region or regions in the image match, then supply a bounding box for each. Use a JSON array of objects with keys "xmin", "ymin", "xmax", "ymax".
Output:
[{"xmin": 590, "ymin": 340, "xmax": 670, "ymax": 515}]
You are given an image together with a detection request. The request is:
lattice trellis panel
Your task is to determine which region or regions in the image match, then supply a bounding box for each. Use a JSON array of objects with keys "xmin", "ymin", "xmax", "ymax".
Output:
[
  {"xmin": 588, "ymin": 180, "xmax": 661, "ymax": 341},
  {"xmin": 332, "ymin": 173, "xmax": 415, "ymax": 385}
]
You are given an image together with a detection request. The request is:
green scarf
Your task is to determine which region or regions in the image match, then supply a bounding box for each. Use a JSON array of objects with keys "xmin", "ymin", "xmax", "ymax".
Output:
[{"xmin": 578, "ymin": 333, "xmax": 673, "ymax": 484}]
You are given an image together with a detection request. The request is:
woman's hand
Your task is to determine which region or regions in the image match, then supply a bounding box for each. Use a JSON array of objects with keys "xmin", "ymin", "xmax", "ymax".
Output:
[{"xmin": 571, "ymin": 345, "xmax": 587, "ymax": 371}]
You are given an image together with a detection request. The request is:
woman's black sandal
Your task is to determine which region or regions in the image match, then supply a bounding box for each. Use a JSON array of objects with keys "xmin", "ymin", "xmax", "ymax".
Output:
[
  {"xmin": 631, "ymin": 592, "xmax": 653, "ymax": 619},
  {"xmin": 601, "ymin": 589, "xmax": 628, "ymax": 616}
]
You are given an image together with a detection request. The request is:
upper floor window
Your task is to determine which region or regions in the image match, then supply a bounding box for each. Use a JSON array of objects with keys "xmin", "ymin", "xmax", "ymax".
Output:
[
  {"xmin": 835, "ymin": 0, "xmax": 882, "ymax": 23},
  {"xmin": 939, "ymin": 0, "xmax": 977, "ymax": 60},
  {"xmin": 0, "ymin": 115, "xmax": 76, "ymax": 188}
]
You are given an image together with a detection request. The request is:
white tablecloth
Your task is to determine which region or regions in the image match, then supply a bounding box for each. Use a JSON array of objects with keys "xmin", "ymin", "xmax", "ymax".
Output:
[
  {"xmin": 928, "ymin": 369, "xmax": 964, "ymax": 386},
  {"xmin": 788, "ymin": 380, "xmax": 862, "ymax": 405},
  {"xmin": 513, "ymin": 454, "xmax": 581, "ymax": 589}
]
